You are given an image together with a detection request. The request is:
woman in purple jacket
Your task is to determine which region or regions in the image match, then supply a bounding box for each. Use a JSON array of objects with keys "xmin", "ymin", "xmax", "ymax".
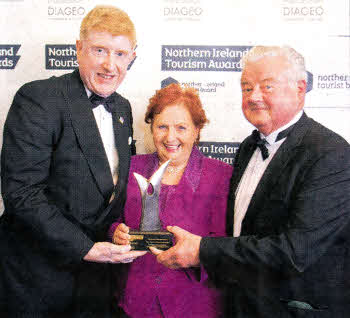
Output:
[{"xmin": 109, "ymin": 83, "xmax": 233, "ymax": 318}]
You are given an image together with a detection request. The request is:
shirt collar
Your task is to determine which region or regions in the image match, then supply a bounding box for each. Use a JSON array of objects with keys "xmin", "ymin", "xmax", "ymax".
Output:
[
  {"xmin": 84, "ymin": 86, "xmax": 92, "ymax": 98},
  {"xmin": 262, "ymin": 110, "xmax": 303, "ymax": 145}
]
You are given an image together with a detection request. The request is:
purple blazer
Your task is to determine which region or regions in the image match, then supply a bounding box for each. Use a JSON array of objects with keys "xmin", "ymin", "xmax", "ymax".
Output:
[{"xmin": 109, "ymin": 147, "xmax": 233, "ymax": 318}]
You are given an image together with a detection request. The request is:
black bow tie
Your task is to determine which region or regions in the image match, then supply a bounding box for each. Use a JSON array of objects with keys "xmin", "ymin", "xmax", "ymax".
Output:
[
  {"xmin": 252, "ymin": 124, "xmax": 296, "ymax": 160},
  {"xmin": 252, "ymin": 130, "xmax": 269, "ymax": 160},
  {"xmin": 89, "ymin": 93, "xmax": 115, "ymax": 113}
]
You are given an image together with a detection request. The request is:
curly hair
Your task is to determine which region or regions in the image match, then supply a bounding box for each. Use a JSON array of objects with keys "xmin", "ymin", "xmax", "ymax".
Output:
[{"xmin": 145, "ymin": 83, "xmax": 208, "ymax": 142}]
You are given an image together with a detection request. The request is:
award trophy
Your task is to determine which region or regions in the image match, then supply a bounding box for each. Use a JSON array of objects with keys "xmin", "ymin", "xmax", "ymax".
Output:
[{"xmin": 129, "ymin": 160, "xmax": 173, "ymax": 251}]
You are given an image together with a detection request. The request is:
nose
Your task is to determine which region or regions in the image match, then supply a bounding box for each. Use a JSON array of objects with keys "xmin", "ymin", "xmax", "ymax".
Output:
[
  {"xmin": 249, "ymin": 85, "xmax": 263, "ymax": 102},
  {"xmin": 165, "ymin": 127, "xmax": 177, "ymax": 142},
  {"xmin": 102, "ymin": 54, "xmax": 117, "ymax": 72}
]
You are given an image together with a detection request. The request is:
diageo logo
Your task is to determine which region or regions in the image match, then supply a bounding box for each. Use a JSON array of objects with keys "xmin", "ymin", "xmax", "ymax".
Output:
[
  {"xmin": 281, "ymin": 0, "xmax": 325, "ymax": 22},
  {"xmin": 162, "ymin": 0, "xmax": 203, "ymax": 22},
  {"xmin": 47, "ymin": 0, "xmax": 86, "ymax": 21}
]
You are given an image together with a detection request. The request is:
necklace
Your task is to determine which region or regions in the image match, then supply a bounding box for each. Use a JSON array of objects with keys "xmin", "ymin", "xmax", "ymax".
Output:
[
  {"xmin": 166, "ymin": 165, "xmax": 186, "ymax": 174},
  {"xmin": 159, "ymin": 161, "xmax": 187, "ymax": 174}
]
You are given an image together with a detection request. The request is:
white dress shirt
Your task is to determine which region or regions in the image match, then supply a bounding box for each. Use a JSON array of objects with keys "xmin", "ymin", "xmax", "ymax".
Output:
[
  {"xmin": 86, "ymin": 88, "xmax": 119, "ymax": 185},
  {"xmin": 233, "ymin": 111, "xmax": 303, "ymax": 237}
]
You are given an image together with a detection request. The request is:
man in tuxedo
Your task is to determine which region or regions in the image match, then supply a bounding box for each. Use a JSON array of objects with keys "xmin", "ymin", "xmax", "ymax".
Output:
[
  {"xmin": 0, "ymin": 5, "xmax": 146, "ymax": 317},
  {"xmin": 151, "ymin": 45, "xmax": 350, "ymax": 317}
]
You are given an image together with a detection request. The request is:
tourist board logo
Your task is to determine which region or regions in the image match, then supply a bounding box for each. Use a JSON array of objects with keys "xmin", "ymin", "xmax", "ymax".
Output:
[
  {"xmin": 317, "ymin": 73, "xmax": 350, "ymax": 90},
  {"xmin": 161, "ymin": 77, "xmax": 227, "ymax": 94},
  {"xmin": 306, "ymin": 71, "xmax": 313, "ymax": 92}
]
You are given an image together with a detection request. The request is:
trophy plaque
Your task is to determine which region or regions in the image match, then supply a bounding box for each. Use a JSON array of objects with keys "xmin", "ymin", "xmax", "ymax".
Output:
[{"xmin": 129, "ymin": 160, "xmax": 173, "ymax": 251}]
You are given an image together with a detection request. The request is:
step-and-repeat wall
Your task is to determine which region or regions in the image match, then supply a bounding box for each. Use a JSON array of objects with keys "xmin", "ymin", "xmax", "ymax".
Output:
[{"xmin": 1, "ymin": 0, "xmax": 349, "ymax": 212}]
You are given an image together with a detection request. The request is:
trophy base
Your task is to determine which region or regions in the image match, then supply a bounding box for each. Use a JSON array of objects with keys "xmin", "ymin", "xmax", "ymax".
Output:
[{"xmin": 129, "ymin": 230, "xmax": 173, "ymax": 251}]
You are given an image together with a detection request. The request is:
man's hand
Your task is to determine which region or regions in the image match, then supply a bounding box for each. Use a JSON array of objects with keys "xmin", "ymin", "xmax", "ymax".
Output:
[
  {"xmin": 149, "ymin": 226, "xmax": 201, "ymax": 269},
  {"xmin": 83, "ymin": 242, "xmax": 146, "ymax": 264},
  {"xmin": 113, "ymin": 223, "xmax": 130, "ymax": 245}
]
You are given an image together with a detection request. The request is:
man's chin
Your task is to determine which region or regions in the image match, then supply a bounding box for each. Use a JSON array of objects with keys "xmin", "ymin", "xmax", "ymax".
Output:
[{"xmin": 93, "ymin": 89, "xmax": 116, "ymax": 97}]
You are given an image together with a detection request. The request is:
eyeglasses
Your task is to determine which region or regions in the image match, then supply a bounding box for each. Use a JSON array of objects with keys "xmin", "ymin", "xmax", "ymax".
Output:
[{"xmin": 89, "ymin": 46, "xmax": 132, "ymax": 62}]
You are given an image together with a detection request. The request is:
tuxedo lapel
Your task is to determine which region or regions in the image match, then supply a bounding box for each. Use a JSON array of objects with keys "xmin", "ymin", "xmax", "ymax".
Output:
[
  {"xmin": 227, "ymin": 135, "xmax": 257, "ymax": 235},
  {"xmin": 62, "ymin": 70, "xmax": 114, "ymax": 199},
  {"xmin": 111, "ymin": 93, "xmax": 132, "ymax": 196},
  {"xmin": 231, "ymin": 137, "xmax": 257, "ymax": 193},
  {"xmin": 242, "ymin": 113, "xmax": 311, "ymax": 230}
]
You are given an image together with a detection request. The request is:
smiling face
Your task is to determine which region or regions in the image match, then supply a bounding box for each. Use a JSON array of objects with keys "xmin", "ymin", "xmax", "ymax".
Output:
[
  {"xmin": 241, "ymin": 55, "xmax": 306, "ymax": 135},
  {"xmin": 76, "ymin": 30, "xmax": 135, "ymax": 97},
  {"xmin": 152, "ymin": 104, "xmax": 199, "ymax": 167}
]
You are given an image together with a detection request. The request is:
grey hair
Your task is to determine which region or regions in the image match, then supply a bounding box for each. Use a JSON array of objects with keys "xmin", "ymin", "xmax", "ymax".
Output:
[{"xmin": 241, "ymin": 46, "xmax": 307, "ymax": 82}]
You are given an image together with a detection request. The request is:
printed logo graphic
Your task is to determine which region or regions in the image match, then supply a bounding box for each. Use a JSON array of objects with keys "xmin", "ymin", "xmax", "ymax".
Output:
[
  {"xmin": 317, "ymin": 73, "xmax": 350, "ymax": 90},
  {"xmin": 198, "ymin": 141, "xmax": 240, "ymax": 165},
  {"xmin": 312, "ymin": 72, "xmax": 350, "ymax": 108},
  {"xmin": 0, "ymin": 45, "xmax": 21, "ymax": 69},
  {"xmin": 48, "ymin": 0, "xmax": 87, "ymax": 21},
  {"xmin": 162, "ymin": 77, "xmax": 226, "ymax": 94},
  {"xmin": 162, "ymin": 45, "xmax": 252, "ymax": 72},
  {"xmin": 306, "ymin": 71, "xmax": 313, "ymax": 92},
  {"xmin": 46, "ymin": 44, "xmax": 137, "ymax": 71},
  {"xmin": 162, "ymin": 0, "xmax": 203, "ymax": 22},
  {"xmin": 281, "ymin": 0, "xmax": 325, "ymax": 22},
  {"xmin": 46, "ymin": 44, "xmax": 78, "ymax": 70},
  {"xmin": 161, "ymin": 77, "xmax": 179, "ymax": 88}
]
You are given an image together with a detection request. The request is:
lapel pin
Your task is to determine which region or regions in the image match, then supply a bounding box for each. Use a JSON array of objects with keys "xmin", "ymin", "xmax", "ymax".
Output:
[
  {"xmin": 119, "ymin": 117, "xmax": 124, "ymax": 124},
  {"xmin": 128, "ymin": 136, "xmax": 132, "ymax": 145}
]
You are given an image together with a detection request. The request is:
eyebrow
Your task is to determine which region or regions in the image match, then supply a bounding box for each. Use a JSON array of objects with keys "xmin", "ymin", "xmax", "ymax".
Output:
[
  {"xmin": 241, "ymin": 77, "xmax": 277, "ymax": 85},
  {"xmin": 261, "ymin": 77, "xmax": 276, "ymax": 83},
  {"xmin": 240, "ymin": 80, "xmax": 250, "ymax": 86},
  {"xmin": 117, "ymin": 49, "xmax": 130, "ymax": 54}
]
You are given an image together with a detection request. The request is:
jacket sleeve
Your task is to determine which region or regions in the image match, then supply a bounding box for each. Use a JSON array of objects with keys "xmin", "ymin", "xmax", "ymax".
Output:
[
  {"xmin": 207, "ymin": 163, "xmax": 233, "ymax": 237},
  {"xmin": 198, "ymin": 162, "xmax": 233, "ymax": 283},
  {"xmin": 1, "ymin": 83, "xmax": 94, "ymax": 265},
  {"xmin": 199, "ymin": 143, "xmax": 350, "ymax": 285}
]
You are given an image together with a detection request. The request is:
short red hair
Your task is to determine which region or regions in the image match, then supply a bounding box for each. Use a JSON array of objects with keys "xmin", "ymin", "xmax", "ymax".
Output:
[
  {"xmin": 145, "ymin": 83, "xmax": 208, "ymax": 142},
  {"xmin": 80, "ymin": 5, "xmax": 136, "ymax": 48}
]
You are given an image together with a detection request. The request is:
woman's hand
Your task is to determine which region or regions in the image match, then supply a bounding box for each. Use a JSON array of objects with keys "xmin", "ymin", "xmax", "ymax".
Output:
[{"xmin": 113, "ymin": 223, "xmax": 131, "ymax": 245}]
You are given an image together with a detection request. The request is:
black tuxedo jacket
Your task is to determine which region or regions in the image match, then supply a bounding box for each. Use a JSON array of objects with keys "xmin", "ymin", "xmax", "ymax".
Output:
[
  {"xmin": 200, "ymin": 113, "xmax": 350, "ymax": 317},
  {"xmin": 0, "ymin": 70, "xmax": 135, "ymax": 316}
]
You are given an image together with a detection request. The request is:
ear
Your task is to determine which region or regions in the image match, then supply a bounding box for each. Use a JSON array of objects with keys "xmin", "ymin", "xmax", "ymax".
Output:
[
  {"xmin": 76, "ymin": 40, "xmax": 82, "ymax": 55},
  {"xmin": 297, "ymin": 79, "xmax": 307, "ymax": 96},
  {"xmin": 129, "ymin": 49, "xmax": 136, "ymax": 64}
]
